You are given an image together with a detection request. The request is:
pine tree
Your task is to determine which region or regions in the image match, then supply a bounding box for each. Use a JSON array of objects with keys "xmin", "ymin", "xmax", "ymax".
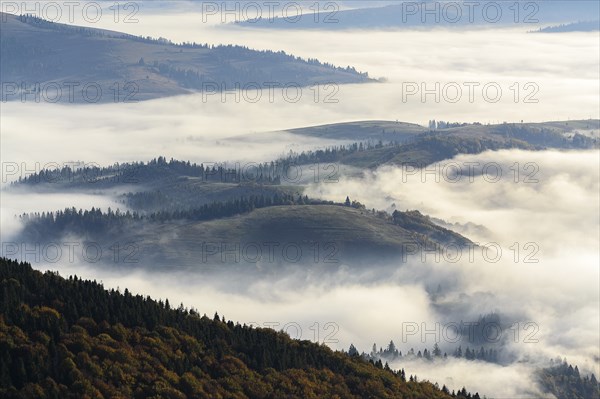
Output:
[{"xmin": 433, "ymin": 343, "xmax": 442, "ymax": 357}]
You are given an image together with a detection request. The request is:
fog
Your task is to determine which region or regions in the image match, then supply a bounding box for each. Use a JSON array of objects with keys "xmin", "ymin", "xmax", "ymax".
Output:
[
  {"xmin": 0, "ymin": 101, "xmax": 356, "ymax": 168},
  {"xmin": 2, "ymin": 149, "xmax": 598, "ymax": 397},
  {"xmin": 0, "ymin": 190, "xmax": 122, "ymax": 242},
  {"xmin": 76, "ymin": 5, "xmax": 600, "ymax": 122},
  {"xmin": 2, "ymin": 10, "xmax": 599, "ymax": 168},
  {"xmin": 393, "ymin": 358, "xmax": 546, "ymax": 397},
  {"xmin": 1, "ymin": 4, "xmax": 599, "ymax": 397},
  {"xmin": 304, "ymin": 148, "xmax": 600, "ymax": 392}
]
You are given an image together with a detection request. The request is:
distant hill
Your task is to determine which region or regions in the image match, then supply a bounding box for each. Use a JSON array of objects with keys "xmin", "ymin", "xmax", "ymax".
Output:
[
  {"xmin": 283, "ymin": 120, "xmax": 600, "ymax": 168},
  {"xmin": 534, "ymin": 20, "xmax": 600, "ymax": 33},
  {"xmin": 0, "ymin": 13, "xmax": 371, "ymax": 103},
  {"xmin": 8, "ymin": 155, "xmax": 473, "ymax": 268},
  {"xmin": 283, "ymin": 120, "xmax": 427, "ymax": 142},
  {"xmin": 11, "ymin": 121, "xmax": 598, "ymax": 188},
  {"xmin": 0, "ymin": 258, "xmax": 472, "ymax": 398},
  {"xmin": 10, "ymin": 157, "xmax": 300, "ymax": 212},
  {"xmin": 139, "ymin": 205, "xmax": 471, "ymax": 267},
  {"xmin": 236, "ymin": 1, "xmax": 600, "ymax": 30},
  {"xmin": 16, "ymin": 201, "xmax": 472, "ymax": 269}
]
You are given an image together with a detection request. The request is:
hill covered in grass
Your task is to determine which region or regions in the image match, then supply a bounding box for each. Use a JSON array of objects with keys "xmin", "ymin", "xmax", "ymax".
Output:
[
  {"xmin": 0, "ymin": 257, "xmax": 477, "ymax": 398},
  {"xmin": 283, "ymin": 120, "xmax": 427, "ymax": 142},
  {"xmin": 282, "ymin": 120, "xmax": 599, "ymax": 169},
  {"xmin": 16, "ymin": 200, "xmax": 471, "ymax": 269},
  {"xmin": 0, "ymin": 13, "xmax": 371, "ymax": 103}
]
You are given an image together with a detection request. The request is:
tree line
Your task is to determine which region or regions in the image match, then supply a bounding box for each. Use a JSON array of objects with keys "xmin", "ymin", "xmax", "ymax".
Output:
[
  {"xmin": 18, "ymin": 194, "xmax": 337, "ymax": 241},
  {"xmin": 15, "ymin": 157, "xmax": 283, "ymax": 188},
  {"xmin": 356, "ymin": 341, "xmax": 500, "ymax": 364}
]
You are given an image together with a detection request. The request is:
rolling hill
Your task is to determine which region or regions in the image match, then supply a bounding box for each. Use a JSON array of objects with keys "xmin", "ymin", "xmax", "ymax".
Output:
[
  {"xmin": 11, "ymin": 157, "xmax": 300, "ymax": 213},
  {"xmin": 16, "ymin": 203, "xmax": 472, "ymax": 269},
  {"xmin": 534, "ymin": 20, "xmax": 600, "ymax": 33},
  {"xmin": 0, "ymin": 13, "xmax": 371, "ymax": 103},
  {"xmin": 282, "ymin": 119, "xmax": 600, "ymax": 169},
  {"xmin": 283, "ymin": 120, "xmax": 427, "ymax": 142},
  {"xmin": 236, "ymin": 1, "xmax": 600, "ymax": 30}
]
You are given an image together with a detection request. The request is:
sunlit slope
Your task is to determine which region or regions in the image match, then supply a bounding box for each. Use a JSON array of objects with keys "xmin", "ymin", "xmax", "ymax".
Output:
[
  {"xmin": 283, "ymin": 120, "xmax": 427, "ymax": 142},
  {"xmin": 284, "ymin": 119, "xmax": 599, "ymax": 168},
  {"xmin": 0, "ymin": 12, "xmax": 371, "ymax": 103}
]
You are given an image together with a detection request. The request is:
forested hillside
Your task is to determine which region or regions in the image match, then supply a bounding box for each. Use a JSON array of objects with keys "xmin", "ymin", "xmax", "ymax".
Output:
[
  {"xmin": 538, "ymin": 361, "xmax": 600, "ymax": 399},
  {"xmin": 0, "ymin": 258, "xmax": 480, "ymax": 398}
]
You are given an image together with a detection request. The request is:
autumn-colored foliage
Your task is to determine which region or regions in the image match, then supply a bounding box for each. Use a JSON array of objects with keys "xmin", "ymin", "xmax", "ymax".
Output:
[{"xmin": 0, "ymin": 258, "xmax": 458, "ymax": 399}]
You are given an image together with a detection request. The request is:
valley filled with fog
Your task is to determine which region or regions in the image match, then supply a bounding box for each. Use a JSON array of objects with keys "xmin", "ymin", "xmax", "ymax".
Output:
[
  {"xmin": 5, "ymin": 149, "xmax": 598, "ymax": 397},
  {"xmin": 2, "ymin": 11, "xmax": 599, "ymax": 166},
  {"xmin": 1, "ymin": 2, "xmax": 599, "ymax": 398}
]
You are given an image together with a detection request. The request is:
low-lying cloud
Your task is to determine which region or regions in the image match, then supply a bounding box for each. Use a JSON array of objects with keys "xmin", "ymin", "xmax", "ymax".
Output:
[
  {"xmin": 1, "ymin": 9, "xmax": 599, "ymax": 397},
  {"xmin": 3, "ymin": 149, "xmax": 597, "ymax": 397}
]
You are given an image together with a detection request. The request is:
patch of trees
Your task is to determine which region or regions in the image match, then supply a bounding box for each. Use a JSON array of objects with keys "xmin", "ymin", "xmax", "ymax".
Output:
[
  {"xmin": 279, "ymin": 124, "xmax": 598, "ymax": 170},
  {"xmin": 349, "ymin": 345, "xmax": 483, "ymax": 398},
  {"xmin": 535, "ymin": 21, "xmax": 600, "ymax": 33},
  {"xmin": 538, "ymin": 359, "xmax": 600, "ymax": 399},
  {"xmin": 17, "ymin": 14, "xmax": 106, "ymax": 37},
  {"xmin": 122, "ymin": 184, "xmax": 291, "ymax": 213},
  {"xmin": 18, "ymin": 194, "xmax": 334, "ymax": 241},
  {"xmin": 354, "ymin": 342, "xmax": 600, "ymax": 398},
  {"xmin": 405, "ymin": 134, "xmax": 532, "ymax": 162},
  {"xmin": 391, "ymin": 210, "xmax": 471, "ymax": 246},
  {"xmin": 428, "ymin": 120, "xmax": 480, "ymax": 129},
  {"xmin": 0, "ymin": 257, "xmax": 459, "ymax": 398},
  {"xmin": 279, "ymin": 140, "xmax": 396, "ymax": 165},
  {"xmin": 277, "ymin": 133, "xmax": 530, "ymax": 169},
  {"xmin": 14, "ymin": 157, "xmax": 282, "ymax": 188},
  {"xmin": 147, "ymin": 44, "xmax": 370, "ymax": 90},
  {"xmin": 492, "ymin": 123, "xmax": 598, "ymax": 149},
  {"xmin": 361, "ymin": 341, "xmax": 500, "ymax": 364}
]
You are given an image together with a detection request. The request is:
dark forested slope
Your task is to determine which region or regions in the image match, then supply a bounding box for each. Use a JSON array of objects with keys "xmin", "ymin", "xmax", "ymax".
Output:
[{"xmin": 0, "ymin": 258, "xmax": 475, "ymax": 398}]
